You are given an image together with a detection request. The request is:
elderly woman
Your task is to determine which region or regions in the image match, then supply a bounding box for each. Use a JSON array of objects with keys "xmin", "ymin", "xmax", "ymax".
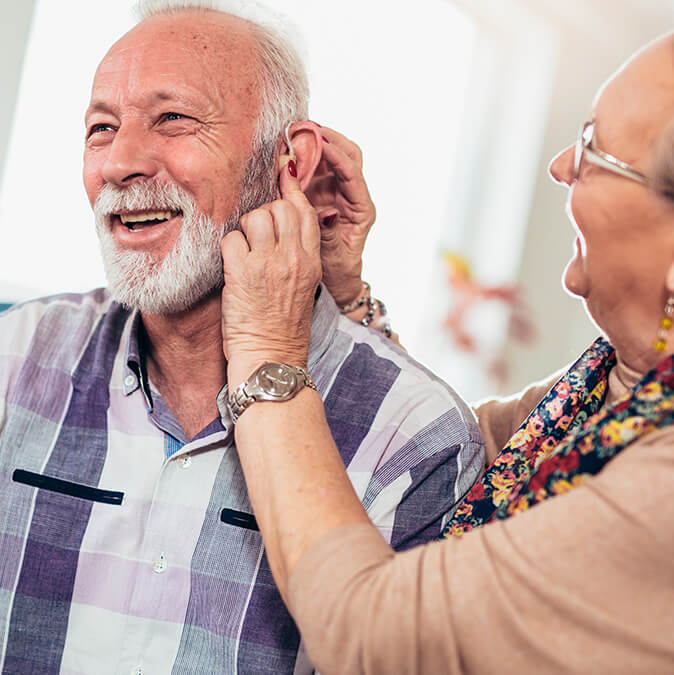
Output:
[{"xmin": 219, "ymin": 34, "xmax": 674, "ymax": 673}]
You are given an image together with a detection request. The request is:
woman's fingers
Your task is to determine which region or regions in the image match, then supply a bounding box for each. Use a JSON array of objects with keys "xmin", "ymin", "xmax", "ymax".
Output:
[
  {"xmin": 279, "ymin": 162, "xmax": 321, "ymax": 255},
  {"xmin": 220, "ymin": 229, "xmax": 250, "ymax": 271},
  {"xmin": 239, "ymin": 209, "xmax": 277, "ymax": 253},
  {"xmin": 319, "ymin": 127, "xmax": 363, "ymax": 167},
  {"xmin": 220, "ymin": 162, "xmax": 321, "ymax": 376},
  {"xmin": 313, "ymin": 133, "xmax": 375, "ymax": 228},
  {"xmin": 317, "ymin": 208, "xmax": 340, "ymax": 228},
  {"xmin": 269, "ymin": 200, "xmax": 302, "ymax": 248},
  {"xmin": 320, "ymin": 143, "xmax": 361, "ymax": 189},
  {"xmin": 235, "ymin": 164, "xmax": 320, "ymax": 254}
]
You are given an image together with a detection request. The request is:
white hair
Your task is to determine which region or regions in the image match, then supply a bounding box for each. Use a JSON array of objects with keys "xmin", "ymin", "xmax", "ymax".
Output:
[{"xmin": 133, "ymin": 0, "xmax": 309, "ymax": 149}]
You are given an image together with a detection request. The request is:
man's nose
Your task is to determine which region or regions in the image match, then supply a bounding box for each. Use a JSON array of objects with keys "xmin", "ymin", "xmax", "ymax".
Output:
[
  {"xmin": 548, "ymin": 145, "xmax": 575, "ymax": 187},
  {"xmin": 101, "ymin": 124, "xmax": 159, "ymax": 186}
]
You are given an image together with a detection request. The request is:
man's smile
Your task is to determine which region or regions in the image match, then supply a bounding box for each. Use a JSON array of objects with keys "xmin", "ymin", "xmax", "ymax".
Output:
[
  {"xmin": 116, "ymin": 209, "xmax": 182, "ymax": 232},
  {"xmin": 109, "ymin": 210, "xmax": 184, "ymax": 248}
]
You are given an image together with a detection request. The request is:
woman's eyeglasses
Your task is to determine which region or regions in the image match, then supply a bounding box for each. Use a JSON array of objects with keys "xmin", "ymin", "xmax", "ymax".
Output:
[{"xmin": 573, "ymin": 120, "xmax": 651, "ymax": 187}]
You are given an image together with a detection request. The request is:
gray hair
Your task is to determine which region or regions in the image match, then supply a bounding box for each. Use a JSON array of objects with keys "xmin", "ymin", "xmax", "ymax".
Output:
[{"xmin": 133, "ymin": 0, "xmax": 309, "ymax": 149}]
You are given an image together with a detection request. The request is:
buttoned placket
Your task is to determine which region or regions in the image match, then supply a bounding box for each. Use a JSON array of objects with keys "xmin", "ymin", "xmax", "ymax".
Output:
[
  {"xmin": 115, "ymin": 426, "xmax": 235, "ymax": 671},
  {"xmin": 111, "ymin": 291, "xmax": 336, "ymax": 670},
  {"xmin": 118, "ymin": 348, "xmax": 235, "ymax": 670}
]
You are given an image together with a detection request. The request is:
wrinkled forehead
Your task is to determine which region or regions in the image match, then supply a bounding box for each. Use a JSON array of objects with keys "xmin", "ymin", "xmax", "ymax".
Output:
[{"xmin": 91, "ymin": 11, "xmax": 262, "ymax": 114}]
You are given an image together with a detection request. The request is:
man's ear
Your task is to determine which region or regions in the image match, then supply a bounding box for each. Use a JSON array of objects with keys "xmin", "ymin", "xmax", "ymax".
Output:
[{"xmin": 279, "ymin": 122, "xmax": 322, "ymax": 191}]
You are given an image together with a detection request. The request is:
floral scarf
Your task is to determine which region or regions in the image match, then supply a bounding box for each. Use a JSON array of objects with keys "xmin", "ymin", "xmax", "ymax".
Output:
[{"xmin": 442, "ymin": 337, "xmax": 674, "ymax": 538}]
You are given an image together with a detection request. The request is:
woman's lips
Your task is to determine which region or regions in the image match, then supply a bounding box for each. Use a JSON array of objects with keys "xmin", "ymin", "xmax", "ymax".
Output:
[{"xmin": 563, "ymin": 236, "xmax": 588, "ymax": 298}]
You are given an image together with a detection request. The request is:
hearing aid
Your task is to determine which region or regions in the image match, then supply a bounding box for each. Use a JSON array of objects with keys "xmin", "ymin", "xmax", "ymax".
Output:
[{"xmin": 278, "ymin": 123, "xmax": 297, "ymax": 174}]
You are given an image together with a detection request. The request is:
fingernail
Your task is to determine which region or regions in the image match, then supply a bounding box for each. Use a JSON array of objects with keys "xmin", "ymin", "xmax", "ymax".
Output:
[
  {"xmin": 321, "ymin": 213, "xmax": 338, "ymax": 227},
  {"xmin": 322, "ymin": 136, "xmax": 330, "ymax": 144},
  {"xmin": 288, "ymin": 159, "xmax": 297, "ymax": 177}
]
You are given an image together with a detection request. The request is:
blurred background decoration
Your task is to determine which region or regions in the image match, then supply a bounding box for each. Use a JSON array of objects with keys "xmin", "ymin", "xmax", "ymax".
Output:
[
  {"xmin": 442, "ymin": 251, "xmax": 536, "ymax": 388},
  {"xmin": 1, "ymin": 0, "xmax": 672, "ymax": 401}
]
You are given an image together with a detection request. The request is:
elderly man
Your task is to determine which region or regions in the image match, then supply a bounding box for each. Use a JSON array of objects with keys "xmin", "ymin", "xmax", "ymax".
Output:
[{"xmin": 0, "ymin": 1, "xmax": 483, "ymax": 673}]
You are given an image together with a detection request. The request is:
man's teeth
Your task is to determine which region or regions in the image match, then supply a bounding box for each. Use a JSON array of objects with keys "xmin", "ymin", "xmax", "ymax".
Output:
[{"xmin": 119, "ymin": 210, "xmax": 175, "ymax": 225}]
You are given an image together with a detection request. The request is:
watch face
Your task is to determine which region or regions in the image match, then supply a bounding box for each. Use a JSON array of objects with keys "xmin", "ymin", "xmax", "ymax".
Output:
[{"xmin": 256, "ymin": 363, "xmax": 298, "ymax": 398}]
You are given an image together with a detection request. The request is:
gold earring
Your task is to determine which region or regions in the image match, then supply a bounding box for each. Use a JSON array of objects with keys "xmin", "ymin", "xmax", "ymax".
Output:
[{"xmin": 654, "ymin": 295, "xmax": 674, "ymax": 352}]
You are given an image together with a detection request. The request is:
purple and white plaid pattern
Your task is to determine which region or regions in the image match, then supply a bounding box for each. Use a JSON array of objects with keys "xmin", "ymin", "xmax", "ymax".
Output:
[{"xmin": 0, "ymin": 288, "xmax": 484, "ymax": 674}]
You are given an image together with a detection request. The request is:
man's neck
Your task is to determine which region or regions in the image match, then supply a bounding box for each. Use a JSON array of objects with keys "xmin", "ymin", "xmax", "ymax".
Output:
[{"xmin": 141, "ymin": 291, "xmax": 227, "ymax": 440}]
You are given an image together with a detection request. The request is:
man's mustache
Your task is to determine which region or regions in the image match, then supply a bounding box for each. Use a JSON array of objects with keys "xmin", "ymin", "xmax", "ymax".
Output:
[{"xmin": 93, "ymin": 181, "xmax": 197, "ymax": 221}]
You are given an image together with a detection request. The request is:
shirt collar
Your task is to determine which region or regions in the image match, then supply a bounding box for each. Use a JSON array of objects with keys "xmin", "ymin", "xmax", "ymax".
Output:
[
  {"xmin": 122, "ymin": 283, "xmax": 339, "ymax": 395},
  {"xmin": 307, "ymin": 284, "xmax": 339, "ymax": 370},
  {"xmin": 123, "ymin": 310, "xmax": 147, "ymax": 398}
]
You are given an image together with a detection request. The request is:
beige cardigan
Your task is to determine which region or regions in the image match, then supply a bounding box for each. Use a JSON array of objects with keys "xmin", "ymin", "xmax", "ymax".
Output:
[{"xmin": 287, "ymin": 367, "xmax": 674, "ymax": 674}]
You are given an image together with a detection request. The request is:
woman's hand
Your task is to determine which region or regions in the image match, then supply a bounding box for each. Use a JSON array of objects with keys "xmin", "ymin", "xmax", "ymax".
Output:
[
  {"xmin": 305, "ymin": 127, "xmax": 376, "ymax": 307},
  {"xmin": 220, "ymin": 162, "xmax": 369, "ymax": 599},
  {"xmin": 220, "ymin": 162, "xmax": 321, "ymax": 389}
]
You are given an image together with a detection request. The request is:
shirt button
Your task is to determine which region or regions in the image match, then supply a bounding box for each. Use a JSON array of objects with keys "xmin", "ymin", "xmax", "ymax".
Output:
[
  {"xmin": 180, "ymin": 455, "xmax": 192, "ymax": 469},
  {"xmin": 152, "ymin": 553, "xmax": 167, "ymax": 574},
  {"xmin": 124, "ymin": 375, "xmax": 137, "ymax": 388}
]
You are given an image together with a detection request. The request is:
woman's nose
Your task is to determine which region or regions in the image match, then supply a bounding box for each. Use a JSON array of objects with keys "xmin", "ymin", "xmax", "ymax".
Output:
[{"xmin": 548, "ymin": 145, "xmax": 575, "ymax": 187}]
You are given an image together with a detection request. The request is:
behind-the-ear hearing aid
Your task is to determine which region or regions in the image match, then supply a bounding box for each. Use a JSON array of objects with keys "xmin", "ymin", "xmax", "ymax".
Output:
[{"xmin": 278, "ymin": 123, "xmax": 297, "ymax": 174}]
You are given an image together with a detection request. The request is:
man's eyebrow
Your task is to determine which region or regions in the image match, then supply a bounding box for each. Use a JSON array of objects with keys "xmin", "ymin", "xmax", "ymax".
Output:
[
  {"xmin": 85, "ymin": 91, "xmax": 201, "ymax": 120},
  {"xmin": 154, "ymin": 90, "xmax": 183, "ymax": 102},
  {"xmin": 85, "ymin": 100, "xmax": 116, "ymax": 120},
  {"xmin": 150, "ymin": 89, "xmax": 209, "ymax": 110}
]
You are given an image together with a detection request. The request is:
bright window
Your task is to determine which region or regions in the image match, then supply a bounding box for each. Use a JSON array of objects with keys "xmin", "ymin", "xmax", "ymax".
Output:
[
  {"xmin": 0, "ymin": 0, "xmax": 475, "ymax": 306},
  {"xmin": 3, "ymin": 0, "xmax": 557, "ymax": 400}
]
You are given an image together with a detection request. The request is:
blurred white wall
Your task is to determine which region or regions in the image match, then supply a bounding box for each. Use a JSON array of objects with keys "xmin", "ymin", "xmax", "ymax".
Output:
[
  {"xmin": 405, "ymin": 0, "xmax": 674, "ymax": 398},
  {"xmin": 497, "ymin": 0, "xmax": 674, "ymax": 392},
  {"xmin": 0, "ymin": 0, "xmax": 36, "ymax": 189},
  {"xmin": 0, "ymin": 0, "xmax": 673, "ymax": 400}
]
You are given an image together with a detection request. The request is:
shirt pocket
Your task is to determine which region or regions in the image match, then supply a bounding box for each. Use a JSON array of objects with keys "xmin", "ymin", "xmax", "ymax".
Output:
[
  {"xmin": 12, "ymin": 468, "xmax": 124, "ymax": 505},
  {"xmin": 220, "ymin": 507, "xmax": 259, "ymax": 531}
]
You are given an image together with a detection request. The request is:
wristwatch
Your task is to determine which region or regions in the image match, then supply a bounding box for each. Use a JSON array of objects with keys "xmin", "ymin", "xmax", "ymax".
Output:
[{"xmin": 225, "ymin": 362, "xmax": 317, "ymax": 423}]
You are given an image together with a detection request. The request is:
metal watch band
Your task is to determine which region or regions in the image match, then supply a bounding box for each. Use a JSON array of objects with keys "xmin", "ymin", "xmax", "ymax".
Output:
[
  {"xmin": 228, "ymin": 385, "xmax": 257, "ymax": 423},
  {"xmin": 227, "ymin": 364, "xmax": 317, "ymax": 424}
]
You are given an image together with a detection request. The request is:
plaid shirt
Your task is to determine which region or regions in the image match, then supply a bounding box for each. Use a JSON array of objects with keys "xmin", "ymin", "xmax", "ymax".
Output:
[{"xmin": 0, "ymin": 287, "xmax": 483, "ymax": 674}]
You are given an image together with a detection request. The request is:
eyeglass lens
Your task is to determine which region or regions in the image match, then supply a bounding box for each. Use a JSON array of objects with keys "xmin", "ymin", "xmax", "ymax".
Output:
[{"xmin": 574, "ymin": 122, "xmax": 594, "ymax": 180}]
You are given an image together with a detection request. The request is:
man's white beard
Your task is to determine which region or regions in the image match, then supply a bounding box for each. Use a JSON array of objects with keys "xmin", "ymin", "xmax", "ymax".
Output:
[
  {"xmin": 93, "ymin": 147, "xmax": 277, "ymax": 315},
  {"xmin": 95, "ymin": 181, "xmax": 232, "ymax": 315}
]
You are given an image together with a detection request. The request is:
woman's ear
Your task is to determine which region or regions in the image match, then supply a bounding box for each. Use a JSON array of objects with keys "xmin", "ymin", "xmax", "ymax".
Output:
[
  {"xmin": 666, "ymin": 261, "xmax": 674, "ymax": 294},
  {"xmin": 279, "ymin": 122, "xmax": 322, "ymax": 191}
]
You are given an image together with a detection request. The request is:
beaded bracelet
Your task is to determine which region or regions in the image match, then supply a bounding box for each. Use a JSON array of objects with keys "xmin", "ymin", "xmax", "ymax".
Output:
[
  {"xmin": 339, "ymin": 282, "xmax": 371, "ymax": 314},
  {"xmin": 339, "ymin": 281, "xmax": 394, "ymax": 339},
  {"xmin": 360, "ymin": 296, "xmax": 377, "ymax": 327}
]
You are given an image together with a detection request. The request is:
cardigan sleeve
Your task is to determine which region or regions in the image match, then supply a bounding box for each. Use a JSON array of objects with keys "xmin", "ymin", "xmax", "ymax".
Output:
[{"xmin": 287, "ymin": 427, "xmax": 674, "ymax": 675}]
